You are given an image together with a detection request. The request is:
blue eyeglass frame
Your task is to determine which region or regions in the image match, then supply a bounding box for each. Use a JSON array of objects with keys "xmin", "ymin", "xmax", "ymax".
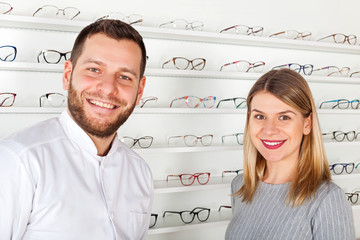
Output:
[{"xmin": 0, "ymin": 45, "xmax": 17, "ymax": 62}]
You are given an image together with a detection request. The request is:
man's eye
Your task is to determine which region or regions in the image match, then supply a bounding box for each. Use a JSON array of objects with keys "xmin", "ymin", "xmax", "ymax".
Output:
[
  {"xmin": 89, "ymin": 68, "xmax": 99, "ymax": 72},
  {"xmin": 279, "ymin": 115, "xmax": 291, "ymax": 120},
  {"xmin": 119, "ymin": 75, "xmax": 131, "ymax": 80}
]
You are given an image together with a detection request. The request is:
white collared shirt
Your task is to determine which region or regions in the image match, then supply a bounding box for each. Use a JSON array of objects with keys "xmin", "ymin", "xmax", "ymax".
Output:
[{"xmin": 0, "ymin": 111, "xmax": 153, "ymax": 240}]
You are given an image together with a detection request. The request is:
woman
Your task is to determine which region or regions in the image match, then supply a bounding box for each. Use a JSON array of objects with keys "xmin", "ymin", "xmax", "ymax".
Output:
[{"xmin": 225, "ymin": 69, "xmax": 355, "ymax": 239}]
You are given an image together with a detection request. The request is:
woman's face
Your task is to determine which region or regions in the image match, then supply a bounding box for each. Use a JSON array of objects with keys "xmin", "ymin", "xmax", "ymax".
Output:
[{"xmin": 248, "ymin": 91, "xmax": 311, "ymax": 165}]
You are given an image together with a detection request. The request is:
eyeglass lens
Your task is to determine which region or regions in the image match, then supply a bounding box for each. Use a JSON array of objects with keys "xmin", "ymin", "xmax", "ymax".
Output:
[
  {"xmin": 183, "ymin": 135, "xmax": 213, "ymax": 146},
  {"xmin": 0, "ymin": 46, "xmax": 16, "ymax": 62},
  {"xmin": 346, "ymin": 192, "xmax": 359, "ymax": 204},
  {"xmin": 180, "ymin": 173, "xmax": 210, "ymax": 185}
]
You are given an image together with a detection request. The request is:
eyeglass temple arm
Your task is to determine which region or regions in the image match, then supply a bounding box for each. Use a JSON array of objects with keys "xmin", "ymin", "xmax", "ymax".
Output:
[
  {"xmin": 163, "ymin": 210, "xmax": 180, "ymax": 217},
  {"xmin": 317, "ymin": 34, "xmax": 333, "ymax": 42},
  {"xmin": 166, "ymin": 174, "xmax": 181, "ymax": 181},
  {"xmin": 167, "ymin": 136, "xmax": 183, "ymax": 145},
  {"xmin": 221, "ymin": 134, "xmax": 235, "ymax": 143},
  {"xmin": 32, "ymin": 8, "xmax": 42, "ymax": 16},
  {"xmin": 218, "ymin": 205, "xmax": 232, "ymax": 211},
  {"xmin": 269, "ymin": 31, "xmax": 285, "ymax": 37},
  {"xmin": 4, "ymin": 6, "xmax": 13, "ymax": 14},
  {"xmin": 71, "ymin": 11, "xmax": 80, "ymax": 20},
  {"xmin": 170, "ymin": 97, "xmax": 185, "ymax": 107},
  {"xmin": 190, "ymin": 207, "xmax": 210, "ymax": 213},
  {"xmin": 161, "ymin": 59, "xmax": 173, "ymax": 69}
]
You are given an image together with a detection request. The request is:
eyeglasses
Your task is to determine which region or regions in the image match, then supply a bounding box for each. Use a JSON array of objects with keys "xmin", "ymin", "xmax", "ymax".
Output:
[
  {"xmin": 159, "ymin": 19, "xmax": 204, "ymax": 31},
  {"xmin": 120, "ymin": 136, "xmax": 154, "ymax": 148},
  {"xmin": 37, "ymin": 50, "xmax": 71, "ymax": 64},
  {"xmin": 39, "ymin": 93, "xmax": 66, "ymax": 107},
  {"xmin": 269, "ymin": 30, "xmax": 312, "ymax": 40},
  {"xmin": 272, "ymin": 63, "xmax": 313, "ymax": 75},
  {"xmin": 162, "ymin": 57, "xmax": 206, "ymax": 71},
  {"xmin": 33, "ymin": 5, "xmax": 80, "ymax": 20},
  {"xmin": 0, "ymin": 92, "xmax": 16, "ymax": 107},
  {"xmin": 219, "ymin": 60, "xmax": 265, "ymax": 72},
  {"xmin": 218, "ymin": 205, "xmax": 232, "ymax": 211},
  {"xmin": 329, "ymin": 163, "xmax": 354, "ymax": 175},
  {"xmin": 216, "ymin": 97, "xmax": 246, "ymax": 109},
  {"xmin": 0, "ymin": 2, "xmax": 12, "ymax": 14},
  {"xmin": 322, "ymin": 131, "xmax": 357, "ymax": 142},
  {"xmin": 149, "ymin": 213, "xmax": 158, "ymax": 228},
  {"xmin": 170, "ymin": 96, "xmax": 216, "ymax": 108},
  {"xmin": 97, "ymin": 13, "xmax": 143, "ymax": 25},
  {"xmin": 0, "ymin": 45, "xmax": 17, "ymax": 62},
  {"xmin": 317, "ymin": 33, "xmax": 357, "ymax": 45},
  {"xmin": 222, "ymin": 169, "xmax": 243, "ymax": 177},
  {"xmin": 167, "ymin": 172, "xmax": 211, "ymax": 186},
  {"xmin": 220, "ymin": 25, "xmax": 263, "ymax": 36},
  {"xmin": 350, "ymin": 71, "xmax": 360, "ymax": 78},
  {"xmin": 319, "ymin": 99, "xmax": 360, "ymax": 109},
  {"xmin": 163, "ymin": 207, "xmax": 210, "ymax": 224},
  {"xmin": 221, "ymin": 133, "xmax": 244, "ymax": 145},
  {"xmin": 139, "ymin": 96, "xmax": 158, "ymax": 108},
  {"xmin": 345, "ymin": 191, "xmax": 360, "ymax": 204},
  {"xmin": 168, "ymin": 134, "xmax": 213, "ymax": 147},
  {"xmin": 312, "ymin": 66, "xmax": 350, "ymax": 77}
]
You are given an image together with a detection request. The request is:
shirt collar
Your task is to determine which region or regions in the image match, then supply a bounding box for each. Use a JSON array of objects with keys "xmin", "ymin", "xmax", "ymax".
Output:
[{"xmin": 59, "ymin": 110, "xmax": 120, "ymax": 157}]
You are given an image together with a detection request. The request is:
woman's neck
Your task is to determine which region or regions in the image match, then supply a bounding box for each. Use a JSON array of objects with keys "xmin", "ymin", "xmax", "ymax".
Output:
[{"xmin": 262, "ymin": 159, "xmax": 298, "ymax": 184}]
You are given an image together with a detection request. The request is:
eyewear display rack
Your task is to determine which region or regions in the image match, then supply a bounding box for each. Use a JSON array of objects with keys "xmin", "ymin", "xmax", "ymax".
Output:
[{"xmin": 1, "ymin": 14, "xmax": 360, "ymax": 239}]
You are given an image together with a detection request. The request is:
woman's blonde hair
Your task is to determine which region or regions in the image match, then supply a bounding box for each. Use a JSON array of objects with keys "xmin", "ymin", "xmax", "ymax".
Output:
[{"xmin": 235, "ymin": 69, "xmax": 331, "ymax": 206}]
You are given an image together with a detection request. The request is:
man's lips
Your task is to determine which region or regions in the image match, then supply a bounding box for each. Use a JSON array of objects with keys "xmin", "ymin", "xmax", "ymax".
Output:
[
  {"xmin": 261, "ymin": 139, "xmax": 286, "ymax": 149},
  {"xmin": 88, "ymin": 99, "xmax": 118, "ymax": 109}
]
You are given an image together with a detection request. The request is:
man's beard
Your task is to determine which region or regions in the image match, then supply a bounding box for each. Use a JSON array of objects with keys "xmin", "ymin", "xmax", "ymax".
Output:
[{"xmin": 67, "ymin": 80, "xmax": 137, "ymax": 138}]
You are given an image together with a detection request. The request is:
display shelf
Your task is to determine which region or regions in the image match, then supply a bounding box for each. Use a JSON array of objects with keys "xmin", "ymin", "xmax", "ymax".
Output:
[
  {"xmin": 148, "ymin": 209, "xmax": 232, "ymax": 235},
  {"xmin": 134, "ymin": 145, "xmax": 243, "ymax": 154},
  {"xmin": 2, "ymin": 62, "xmax": 360, "ymax": 84},
  {"xmin": 153, "ymin": 176, "xmax": 233, "ymax": 194},
  {"xmin": 2, "ymin": 14, "xmax": 360, "ymax": 54},
  {"xmin": 0, "ymin": 107, "xmax": 246, "ymax": 115},
  {"xmin": 323, "ymin": 141, "xmax": 360, "ymax": 147},
  {"xmin": 317, "ymin": 109, "xmax": 360, "ymax": 114},
  {"xmin": 332, "ymin": 173, "xmax": 360, "ymax": 181}
]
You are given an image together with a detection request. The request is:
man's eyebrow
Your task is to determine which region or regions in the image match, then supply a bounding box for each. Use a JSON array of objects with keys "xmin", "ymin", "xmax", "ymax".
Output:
[{"xmin": 82, "ymin": 58, "xmax": 138, "ymax": 77}]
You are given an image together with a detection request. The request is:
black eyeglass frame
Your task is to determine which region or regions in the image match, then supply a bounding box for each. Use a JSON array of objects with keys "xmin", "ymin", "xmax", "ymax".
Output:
[{"xmin": 162, "ymin": 207, "xmax": 210, "ymax": 224}]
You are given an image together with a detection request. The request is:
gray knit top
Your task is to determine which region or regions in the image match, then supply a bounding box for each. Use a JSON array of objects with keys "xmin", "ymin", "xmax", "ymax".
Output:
[{"xmin": 225, "ymin": 175, "xmax": 355, "ymax": 240}]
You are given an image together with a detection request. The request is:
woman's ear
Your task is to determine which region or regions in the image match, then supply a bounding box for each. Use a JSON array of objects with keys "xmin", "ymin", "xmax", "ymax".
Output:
[{"xmin": 303, "ymin": 113, "xmax": 312, "ymax": 135}]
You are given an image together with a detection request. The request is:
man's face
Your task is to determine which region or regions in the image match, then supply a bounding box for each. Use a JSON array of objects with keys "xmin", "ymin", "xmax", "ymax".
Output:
[{"xmin": 62, "ymin": 33, "xmax": 146, "ymax": 138}]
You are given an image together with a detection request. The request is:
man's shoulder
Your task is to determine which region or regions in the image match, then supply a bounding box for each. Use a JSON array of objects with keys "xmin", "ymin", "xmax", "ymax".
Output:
[{"xmin": 0, "ymin": 116, "xmax": 65, "ymax": 153}]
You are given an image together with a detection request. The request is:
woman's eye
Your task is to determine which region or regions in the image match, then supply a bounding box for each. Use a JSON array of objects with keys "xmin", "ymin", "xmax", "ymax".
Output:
[
  {"xmin": 254, "ymin": 114, "xmax": 265, "ymax": 120},
  {"xmin": 279, "ymin": 115, "xmax": 291, "ymax": 120}
]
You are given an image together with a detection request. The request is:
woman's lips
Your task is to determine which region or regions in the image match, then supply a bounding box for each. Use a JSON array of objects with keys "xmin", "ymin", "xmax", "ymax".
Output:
[{"xmin": 261, "ymin": 139, "xmax": 286, "ymax": 149}]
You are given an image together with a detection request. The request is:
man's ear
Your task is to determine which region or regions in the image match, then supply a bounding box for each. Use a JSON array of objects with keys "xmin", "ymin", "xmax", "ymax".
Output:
[
  {"xmin": 135, "ymin": 76, "xmax": 146, "ymax": 105},
  {"xmin": 63, "ymin": 60, "xmax": 73, "ymax": 90}
]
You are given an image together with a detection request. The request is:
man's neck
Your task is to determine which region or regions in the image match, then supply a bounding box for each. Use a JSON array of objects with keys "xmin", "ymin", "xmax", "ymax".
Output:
[{"xmin": 88, "ymin": 133, "xmax": 116, "ymax": 156}]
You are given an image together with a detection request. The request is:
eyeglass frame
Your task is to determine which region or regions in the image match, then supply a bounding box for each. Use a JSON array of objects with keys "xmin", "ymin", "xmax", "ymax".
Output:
[
  {"xmin": 319, "ymin": 99, "xmax": 360, "ymax": 109},
  {"xmin": 120, "ymin": 136, "xmax": 154, "ymax": 148},
  {"xmin": 269, "ymin": 30, "xmax": 312, "ymax": 40},
  {"xmin": 312, "ymin": 66, "xmax": 350, "ymax": 77},
  {"xmin": 37, "ymin": 49, "xmax": 71, "ymax": 64},
  {"xmin": 162, "ymin": 57, "xmax": 206, "ymax": 71},
  {"xmin": 97, "ymin": 13, "xmax": 143, "ymax": 25},
  {"xmin": 0, "ymin": 2, "xmax": 12, "ymax": 14},
  {"xmin": 166, "ymin": 172, "xmax": 211, "ymax": 186},
  {"xmin": 350, "ymin": 71, "xmax": 360, "ymax": 78},
  {"xmin": 32, "ymin": 5, "xmax": 80, "ymax": 20},
  {"xmin": 219, "ymin": 25, "xmax": 263, "ymax": 36},
  {"xmin": 216, "ymin": 97, "xmax": 247, "ymax": 109},
  {"xmin": 162, "ymin": 207, "xmax": 211, "ymax": 224},
  {"xmin": 329, "ymin": 163, "xmax": 354, "ymax": 175},
  {"xmin": 170, "ymin": 96, "xmax": 216, "ymax": 108},
  {"xmin": 221, "ymin": 133, "xmax": 244, "ymax": 145},
  {"xmin": 139, "ymin": 96, "xmax": 158, "ymax": 108},
  {"xmin": 272, "ymin": 63, "xmax": 314, "ymax": 75},
  {"xmin": 0, "ymin": 92, "xmax": 16, "ymax": 107},
  {"xmin": 222, "ymin": 169, "xmax": 243, "ymax": 177},
  {"xmin": 149, "ymin": 213, "xmax": 158, "ymax": 228},
  {"xmin": 39, "ymin": 92, "xmax": 66, "ymax": 107},
  {"xmin": 345, "ymin": 191, "xmax": 360, "ymax": 204},
  {"xmin": 322, "ymin": 131, "xmax": 357, "ymax": 142},
  {"xmin": 219, "ymin": 60, "xmax": 265, "ymax": 72},
  {"xmin": 159, "ymin": 19, "xmax": 204, "ymax": 31},
  {"xmin": 0, "ymin": 45, "xmax": 17, "ymax": 62},
  {"xmin": 168, "ymin": 134, "xmax": 214, "ymax": 147},
  {"xmin": 218, "ymin": 205, "xmax": 232, "ymax": 211},
  {"xmin": 317, "ymin": 33, "xmax": 357, "ymax": 45}
]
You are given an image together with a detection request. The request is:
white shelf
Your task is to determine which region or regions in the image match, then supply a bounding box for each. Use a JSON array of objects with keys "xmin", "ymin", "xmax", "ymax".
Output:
[
  {"xmin": 2, "ymin": 14, "xmax": 360, "ymax": 54},
  {"xmin": 154, "ymin": 176, "xmax": 233, "ymax": 194},
  {"xmin": 148, "ymin": 210, "xmax": 232, "ymax": 235},
  {"xmin": 324, "ymin": 141, "xmax": 360, "ymax": 147},
  {"xmin": 332, "ymin": 173, "xmax": 360, "ymax": 181},
  {"xmin": 2, "ymin": 62, "xmax": 360, "ymax": 84},
  {"xmin": 318, "ymin": 109, "xmax": 360, "ymax": 114},
  {"xmin": 135, "ymin": 145, "xmax": 243, "ymax": 154}
]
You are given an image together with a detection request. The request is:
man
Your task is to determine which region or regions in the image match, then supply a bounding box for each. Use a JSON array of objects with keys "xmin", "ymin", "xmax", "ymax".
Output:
[{"xmin": 0, "ymin": 19, "xmax": 153, "ymax": 240}]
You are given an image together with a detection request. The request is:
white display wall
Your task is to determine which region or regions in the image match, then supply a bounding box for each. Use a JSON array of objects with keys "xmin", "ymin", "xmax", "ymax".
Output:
[{"xmin": 2, "ymin": 0, "xmax": 360, "ymax": 239}]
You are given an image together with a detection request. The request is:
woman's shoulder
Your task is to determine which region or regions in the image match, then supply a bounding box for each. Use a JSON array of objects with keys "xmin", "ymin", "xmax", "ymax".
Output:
[{"xmin": 230, "ymin": 174, "xmax": 244, "ymax": 193}]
